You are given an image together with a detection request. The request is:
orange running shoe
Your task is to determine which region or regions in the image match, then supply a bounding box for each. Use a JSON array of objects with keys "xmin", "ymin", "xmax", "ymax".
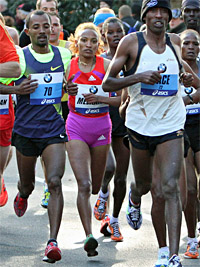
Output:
[
  {"xmin": 184, "ymin": 242, "xmax": 199, "ymax": 259},
  {"xmin": 107, "ymin": 221, "xmax": 123, "ymax": 242},
  {"xmin": 94, "ymin": 195, "xmax": 107, "ymax": 220},
  {"xmin": 0, "ymin": 177, "xmax": 8, "ymax": 207},
  {"xmin": 100, "ymin": 214, "xmax": 111, "ymax": 236}
]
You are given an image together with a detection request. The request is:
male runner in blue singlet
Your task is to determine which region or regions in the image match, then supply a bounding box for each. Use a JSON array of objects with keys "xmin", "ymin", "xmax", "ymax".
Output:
[{"xmin": 11, "ymin": 10, "xmax": 71, "ymax": 263}]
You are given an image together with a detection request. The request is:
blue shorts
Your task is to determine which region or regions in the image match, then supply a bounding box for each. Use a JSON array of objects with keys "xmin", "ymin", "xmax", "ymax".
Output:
[{"xmin": 66, "ymin": 112, "xmax": 112, "ymax": 147}]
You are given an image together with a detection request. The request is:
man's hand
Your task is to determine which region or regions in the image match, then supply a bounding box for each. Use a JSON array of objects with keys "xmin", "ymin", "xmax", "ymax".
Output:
[
  {"xmin": 15, "ymin": 75, "xmax": 38, "ymax": 95},
  {"xmin": 180, "ymin": 72, "xmax": 194, "ymax": 88},
  {"xmin": 138, "ymin": 70, "xmax": 162, "ymax": 85},
  {"xmin": 82, "ymin": 93, "xmax": 99, "ymax": 103},
  {"xmin": 66, "ymin": 75, "xmax": 78, "ymax": 96}
]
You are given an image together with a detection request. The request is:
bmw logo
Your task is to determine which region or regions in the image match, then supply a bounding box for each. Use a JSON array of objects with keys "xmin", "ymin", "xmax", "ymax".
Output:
[
  {"xmin": 89, "ymin": 86, "xmax": 98, "ymax": 94},
  {"xmin": 184, "ymin": 87, "xmax": 193, "ymax": 95},
  {"xmin": 157, "ymin": 63, "xmax": 167, "ymax": 73},
  {"xmin": 44, "ymin": 74, "xmax": 52, "ymax": 83}
]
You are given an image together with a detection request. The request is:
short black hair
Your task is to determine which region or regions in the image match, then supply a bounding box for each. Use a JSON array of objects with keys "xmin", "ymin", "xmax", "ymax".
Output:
[
  {"xmin": 26, "ymin": 10, "xmax": 51, "ymax": 29},
  {"xmin": 102, "ymin": 17, "xmax": 124, "ymax": 33}
]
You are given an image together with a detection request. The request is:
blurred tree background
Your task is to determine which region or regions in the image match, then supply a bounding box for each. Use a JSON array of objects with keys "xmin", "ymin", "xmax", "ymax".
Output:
[
  {"xmin": 7, "ymin": 0, "xmax": 135, "ymax": 34},
  {"xmin": 7, "ymin": 0, "xmax": 182, "ymax": 34}
]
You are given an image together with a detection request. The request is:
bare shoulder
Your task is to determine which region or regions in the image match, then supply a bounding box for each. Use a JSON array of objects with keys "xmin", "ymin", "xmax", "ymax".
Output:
[
  {"xmin": 119, "ymin": 32, "xmax": 138, "ymax": 48},
  {"xmin": 6, "ymin": 26, "xmax": 19, "ymax": 45},
  {"xmin": 168, "ymin": 33, "xmax": 181, "ymax": 47}
]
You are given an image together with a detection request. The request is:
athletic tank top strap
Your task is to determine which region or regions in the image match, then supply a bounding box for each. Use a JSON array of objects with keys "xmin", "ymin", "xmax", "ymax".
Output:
[
  {"xmin": 124, "ymin": 32, "xmax": 146, "ymax": 77},
  {"xmin": 165, "ymin": 33, "xmax": 182, "ymax": 72},
  {"xmin": 16, "ymin": 45, "xmax": 64, "ymax": 85},
  {"xmin": 94, "ymin": 56, "xmax": 104, "ymax": 73},
  {"xmin": 68, "ymin": 56, "xmax": 105, "ymax": 81}
]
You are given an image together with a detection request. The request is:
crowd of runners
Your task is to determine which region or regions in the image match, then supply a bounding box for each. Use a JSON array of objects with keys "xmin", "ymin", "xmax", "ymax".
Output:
[{"xmin": 0, "ymin": 0, "xmax": 200, "ymax": 266}]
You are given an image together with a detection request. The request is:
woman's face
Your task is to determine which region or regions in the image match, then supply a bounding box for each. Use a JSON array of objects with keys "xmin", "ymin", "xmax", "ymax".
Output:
[
  {"xmin": 181, "ymin": 32, "xmax": 199, "ymax": 61},
  {"xmin": 104, "ymin": 22, "xmax": 125, "ymax": 48},
  {"xmin": 77, "ymin": 29, "xmax": 99, "ymax": 57}
]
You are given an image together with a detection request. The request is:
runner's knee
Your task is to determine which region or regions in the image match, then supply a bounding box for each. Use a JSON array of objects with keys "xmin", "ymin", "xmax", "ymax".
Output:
[
  {"xmin": 162, "ymin": 179, "xmax": 180, "ymax": 199},
  {"xmin": 48, "ymin": 176, "xmax": 62, "ymax": 192}
]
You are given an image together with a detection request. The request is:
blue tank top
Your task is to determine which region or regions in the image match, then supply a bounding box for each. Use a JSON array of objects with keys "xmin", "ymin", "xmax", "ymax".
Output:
[{"xmin": 14, "ymin": 45, "xmax": 65, "ymax": 138}]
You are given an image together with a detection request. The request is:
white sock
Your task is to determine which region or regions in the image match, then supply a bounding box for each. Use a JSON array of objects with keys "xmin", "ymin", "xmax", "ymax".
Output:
[
  {"xmin": 44, "ymin": 181, "xmax": 48, "ymax": 190},
  {"xmin": 159, "ymin": 246, "xmax": 169, "ymax": 255},
  {"xmin": 99, "ymin": 189, "xmax": 109, "ymax": 199},
  {"xmin": 110, "ymin": 216, "xmax": 118, "ymax": 225},
  {"xmin": 188, "ymin": 237, "xmax": 197, "ymax": 244}
]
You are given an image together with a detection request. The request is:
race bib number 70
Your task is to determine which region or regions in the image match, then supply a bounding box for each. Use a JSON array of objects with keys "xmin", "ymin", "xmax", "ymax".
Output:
[{"xmin": 30, "ymin": 72, "xmax": 63, "ymax": 105}]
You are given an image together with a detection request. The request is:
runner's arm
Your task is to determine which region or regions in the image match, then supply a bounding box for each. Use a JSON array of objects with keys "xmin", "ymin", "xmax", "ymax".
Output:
[{"xmin": 0, "ymin": 62, "xmax": 21, "ymax": 78}]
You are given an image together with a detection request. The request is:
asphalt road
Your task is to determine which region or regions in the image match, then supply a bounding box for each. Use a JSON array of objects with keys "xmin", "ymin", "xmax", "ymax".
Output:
[{"xmin": 0, "ymin": 148, "xmax": 199, "ymax": 267}]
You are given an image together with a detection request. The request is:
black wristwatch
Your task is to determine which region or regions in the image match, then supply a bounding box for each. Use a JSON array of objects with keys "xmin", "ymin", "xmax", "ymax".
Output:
[{"xmin": 187, "ymin": 94, "xmax": 194, "ymax": 104}]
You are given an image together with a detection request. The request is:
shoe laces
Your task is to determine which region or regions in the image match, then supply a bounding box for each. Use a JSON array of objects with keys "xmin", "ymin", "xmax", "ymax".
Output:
[
  {"xmin": 98, "ymin": 198, "xmax": 106, "ymax": 212},
  {"xmin": 129, "ymin": 206, "xmax": 140, "ymax": 221},
  {"xmin": 45, "ymin": 191, "xmax": 50, "ymax": 199},
  {"xmin": 189, "ymin": 242, "xmax": 198, "ymax": 252},
  {"xmin": 111, "ymin": 222, "xmax": 120, "ymax": 237},
  {"xmin": 169, "ymin": 255, "xmax": 180, "ymax": 265}
]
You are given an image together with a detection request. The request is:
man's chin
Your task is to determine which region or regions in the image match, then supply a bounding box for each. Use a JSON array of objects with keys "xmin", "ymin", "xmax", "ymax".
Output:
[{"xmin": 38, "ymin": 42, "xmax": 48, "ymax": 47}]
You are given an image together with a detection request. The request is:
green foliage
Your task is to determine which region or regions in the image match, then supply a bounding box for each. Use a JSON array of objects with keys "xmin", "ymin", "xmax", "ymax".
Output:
[
  {"xmin": 7, "ymin": 0, "xmax": 133, "ymax": 34},
  {"xmin": 57, "ymin": 0, "xmax": 133, "ymax": 34}
]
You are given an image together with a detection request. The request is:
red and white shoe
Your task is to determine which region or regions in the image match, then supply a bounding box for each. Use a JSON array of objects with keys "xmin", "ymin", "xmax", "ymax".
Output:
[
  {"xmin": 100, "ymin": 214, "xmax": 111, "ymax": 236},
  {"xmin": 43, "ymin": 241, "xmax": 61, "ymax": 263}
]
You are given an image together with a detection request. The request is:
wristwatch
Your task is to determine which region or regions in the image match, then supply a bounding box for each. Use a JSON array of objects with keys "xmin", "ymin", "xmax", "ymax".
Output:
[{"xmin": 187, "ymin": 94, "xmax": 194, "ymax": 104}]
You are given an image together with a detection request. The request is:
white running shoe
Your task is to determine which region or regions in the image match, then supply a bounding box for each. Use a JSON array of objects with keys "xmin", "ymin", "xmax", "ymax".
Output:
[
  {"xmin": 126, "ymin": 190, "xmax": 142, "ymax": 230},
  {"xmin": 154, "ymin": 249, "xmax": 169, "ymax": 267},
  {"xmin": 168, "ymin": 254, "xmax": 182, "ymax": 267}
]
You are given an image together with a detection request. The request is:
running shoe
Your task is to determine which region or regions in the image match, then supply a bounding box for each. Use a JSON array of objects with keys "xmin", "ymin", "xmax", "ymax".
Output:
[
  {"xmin": 154, "ymin": 250, "xmax": 169, "ymax": 267},
  {"xmin": 184, "ymin": 241, "xmax": 199, "ymax": 259},
  {"xmin": 94, "ymin": 195, "xmax": 108, "ymax": 221},
  {"xmin": 84, "ymin": 234, "xmax": 98, "ymax": 257},
  {"xmin": 41, "ymin": 188, "xmax": 50, "ymax": 209},
  {"xmin": 126, "ymin": 190, "xmax": 142, "ymax": 230},
  {"xmin": 168, "ymin": 255, "xmax": 182, "ymax": 267},
  {"xmin": 100, "ymin": 214, "xmax": 111, "ymax": 236},
  {"xmin": 0, "ymin": 177, "xmax": 8, "ymax": 207},
  {"xmin": 43, "ymin": 241, "xmax": 61, "ymax": 263},
  {"xmin": 107, "ymin": 221, "xmax": 123, "ymax": 242},
  {"xmin": 14, "ymin": 192, "xmax": 28, "ymax": 217}
]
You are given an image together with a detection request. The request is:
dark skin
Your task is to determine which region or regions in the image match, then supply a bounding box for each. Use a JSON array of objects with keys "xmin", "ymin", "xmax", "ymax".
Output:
[
  {"xmin": 182, "ymin": 5, "xmax": 200, "ymax": 34},
  {"xmin": 103, "ymin": 7, "xmax": 200, "ymax": 257},
  {"xmin": 99, "ymin": 21, "xmax": 130, "ymax": 226},
  {"xmin": 14, "ymin": 13, "xmax": 66, "ymax": 243},
  {"xmin": 25, "ymin": 13, "xmax": 51, "ymax": 54},
  {"xmin": 65, "ymin": 29, "xmax": 111, "ymax": 250},
  {"xmin": 181, "ymin": 32, "xmax": 200, "ymax": 242}
]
